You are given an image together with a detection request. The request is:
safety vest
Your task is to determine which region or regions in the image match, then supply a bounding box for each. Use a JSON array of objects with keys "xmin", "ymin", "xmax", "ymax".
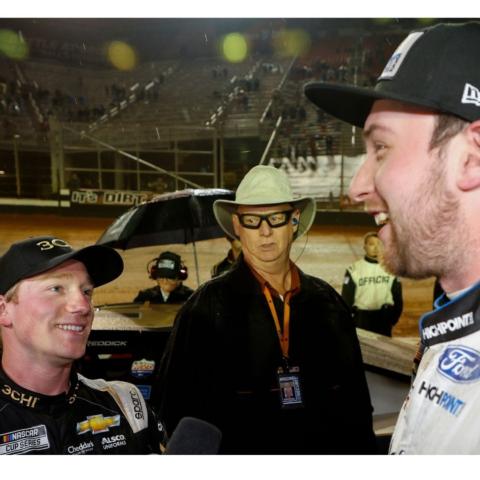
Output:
[{"xmin": 347, "ymin": 258, "xmax": 395, "ymax": 310}]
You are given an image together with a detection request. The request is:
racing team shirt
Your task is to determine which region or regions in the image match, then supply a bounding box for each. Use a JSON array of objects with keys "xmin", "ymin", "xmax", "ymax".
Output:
[
  {"xmin": 390, "ymin": 282, "xmax": 480, "ymax": 454},
  {"xmin": 0, "ymin": 368, "xmax": 166, "ymax": 454}
]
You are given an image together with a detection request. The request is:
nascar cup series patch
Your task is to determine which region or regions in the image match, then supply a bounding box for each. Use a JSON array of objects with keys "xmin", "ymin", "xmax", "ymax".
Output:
[{"xmin": 0, "ymin": 425, "xmax": 50, "ymax": 454}]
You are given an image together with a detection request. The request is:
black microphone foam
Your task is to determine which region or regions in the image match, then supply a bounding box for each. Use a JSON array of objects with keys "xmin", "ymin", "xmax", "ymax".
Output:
[{"xmin": 165, "ymin": 416, "xmax": 222, "ymax": 455}]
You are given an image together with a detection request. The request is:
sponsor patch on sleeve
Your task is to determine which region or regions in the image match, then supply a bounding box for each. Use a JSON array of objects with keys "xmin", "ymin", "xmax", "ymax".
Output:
[{"xmin": 437, "ymin": 345, "xmax": 480, "ymax": 383}]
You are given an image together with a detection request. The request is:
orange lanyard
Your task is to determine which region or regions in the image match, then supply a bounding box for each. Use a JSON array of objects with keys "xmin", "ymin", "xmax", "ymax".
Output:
[{"xmin": 263, "ymin": 285, "xmax": 292, "ymax": 359}]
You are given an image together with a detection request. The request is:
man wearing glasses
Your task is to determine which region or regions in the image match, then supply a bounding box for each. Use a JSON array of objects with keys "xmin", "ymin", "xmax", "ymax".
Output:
[{"xmin": 154, "ymin": 165, "xmax": 376, "ymax": 454}]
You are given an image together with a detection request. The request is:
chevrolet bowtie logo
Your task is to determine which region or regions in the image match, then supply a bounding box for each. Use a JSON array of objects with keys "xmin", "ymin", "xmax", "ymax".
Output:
[{"xmin": 76, "ymin": 414, "xmax": 121, "ymax": 435}]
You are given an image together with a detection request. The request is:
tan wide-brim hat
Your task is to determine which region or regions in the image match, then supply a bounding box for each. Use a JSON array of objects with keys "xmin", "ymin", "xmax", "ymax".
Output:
[{"xmin": 213, "ymin": 165, "xmax": 316, "ymax": 240}]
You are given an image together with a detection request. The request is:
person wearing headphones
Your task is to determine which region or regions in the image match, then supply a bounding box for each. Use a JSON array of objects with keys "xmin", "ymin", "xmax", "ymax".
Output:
[
  {"xmin": 133, "ymin": 251, "xmax": 194, "ymax": 304},
  {"xmin": 154, "ymin": 165, "xmax": 375, "ymax": 454}
]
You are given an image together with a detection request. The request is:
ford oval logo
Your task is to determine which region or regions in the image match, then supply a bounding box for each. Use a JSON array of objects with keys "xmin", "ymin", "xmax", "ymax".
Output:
[{"xmin": 438, "ymin": 345, "xmax": 480, "ymax": 383}]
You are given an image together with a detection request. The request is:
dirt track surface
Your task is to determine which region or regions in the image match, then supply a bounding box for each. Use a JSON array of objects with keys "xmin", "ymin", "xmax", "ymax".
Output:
[{"xmin": 0, "ymin": 213, "xmax": 432, "ymax": 337}]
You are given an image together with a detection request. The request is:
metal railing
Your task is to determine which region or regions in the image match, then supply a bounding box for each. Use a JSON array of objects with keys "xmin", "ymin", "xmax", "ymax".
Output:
[{"xmin": 0, "ymin": 121, "xmax": 365, "ymax": 212}]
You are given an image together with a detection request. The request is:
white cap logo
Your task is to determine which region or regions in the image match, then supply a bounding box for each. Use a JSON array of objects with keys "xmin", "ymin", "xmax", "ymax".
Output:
[
  {"xmin": 379, "ymin": 31, "xmax": 424, "ymax": 80},
  {"xmin": 157, "ymin": 259, "xmax": 175, "ymax": 270},
  {"xmin": 462, "ymin": 83, "xmax": 480, "ymax": 107}
]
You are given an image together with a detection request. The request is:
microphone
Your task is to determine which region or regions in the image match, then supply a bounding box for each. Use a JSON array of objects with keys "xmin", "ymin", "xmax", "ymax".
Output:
[{"xmin": 165, "ymin": 417, "xmax": 222, "ymax": 455}]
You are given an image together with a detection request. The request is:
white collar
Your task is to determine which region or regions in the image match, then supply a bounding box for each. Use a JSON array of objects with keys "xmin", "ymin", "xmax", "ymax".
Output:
[{"xmin": 160, "ymin": 289, "xmax": 170, "ymax": 302}]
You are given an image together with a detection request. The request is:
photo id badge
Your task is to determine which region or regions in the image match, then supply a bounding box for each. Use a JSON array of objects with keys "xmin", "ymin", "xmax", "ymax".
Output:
[{"xmin": 277, "ymin": 366, "xmax": 304, "ymax": 409}]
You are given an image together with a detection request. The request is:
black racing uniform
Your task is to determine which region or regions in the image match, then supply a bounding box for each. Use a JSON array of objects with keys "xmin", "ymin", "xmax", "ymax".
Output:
[
  {"xmin": 134, "ymin": 284, "xmax": 194, "ymax": 304},
  {"xmin": 0, "ymin": 367, "xmax": 166, "ymax": 455}
]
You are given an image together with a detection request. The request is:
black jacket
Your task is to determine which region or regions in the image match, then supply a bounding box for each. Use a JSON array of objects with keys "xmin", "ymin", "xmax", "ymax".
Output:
[
  {"xmin": 211, "ymin": 249, "xmax": 238, "ymax": 278},
  {"xmin": 134, "ymin": 284, "xmax": 194, "ymax": 304},
  {"xmin": 0, "ymin": 368, "xmax": 165, "ymax": 455},
  {"xmin": 154, "ymin": 258, "xmax": 376, "ymax": 454}
]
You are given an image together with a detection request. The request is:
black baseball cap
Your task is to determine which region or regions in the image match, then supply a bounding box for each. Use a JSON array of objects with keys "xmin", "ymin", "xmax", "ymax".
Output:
[
  {"xmin": 154, "ymin": 251, "xmax": 183, "ymax": 280},
  {"xmin": 304, "ymin": 22, "xmax": 480, "ymax": 128},
  {"xmin": 0, "ymin": 236, "xmax": 124, "ymax": 295}
]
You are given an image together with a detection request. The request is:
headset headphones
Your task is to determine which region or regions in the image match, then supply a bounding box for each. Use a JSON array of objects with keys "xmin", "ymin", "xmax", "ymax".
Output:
[
  {"xmin": 147, "ymin": 252, "xmax": 188, "ymax": 281},
  {"xmin": 292, "ymin": 217, "xmax": 299, "ymax": 226}
]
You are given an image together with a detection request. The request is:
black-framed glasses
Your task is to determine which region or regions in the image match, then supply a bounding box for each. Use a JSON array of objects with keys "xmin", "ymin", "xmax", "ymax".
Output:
[{"xmin": 236, "ymin": 210, "xmax": 295, "ymax": 229}]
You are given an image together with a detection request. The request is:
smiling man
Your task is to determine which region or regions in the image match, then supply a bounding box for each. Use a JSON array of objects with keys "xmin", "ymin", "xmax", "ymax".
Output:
[
  {"xmin": 305, "ymin": 22, "xmax": 480, "ymax": 454},
  {"xmin": 154, "ymin": 165, "xmax": 376, "ymax": 454},
  {"xmin": 0, "ymin": 236, "xmax": 166, "ymax": 454}
]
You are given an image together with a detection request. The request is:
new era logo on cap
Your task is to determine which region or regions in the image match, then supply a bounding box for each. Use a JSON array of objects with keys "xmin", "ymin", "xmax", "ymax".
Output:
[{"xmin": 462, "ymin": 83, "xmax": 480, "ymax": 107}]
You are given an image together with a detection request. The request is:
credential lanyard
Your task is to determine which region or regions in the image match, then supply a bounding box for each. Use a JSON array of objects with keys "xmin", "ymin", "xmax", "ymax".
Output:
[{"xmin": 263, "ymin": 285, "xmax": 291, "ymax": 359}]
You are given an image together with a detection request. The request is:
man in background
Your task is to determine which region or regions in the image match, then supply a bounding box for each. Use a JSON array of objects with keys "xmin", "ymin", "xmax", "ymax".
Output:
[
  {"xmin": 342, "ymin": 231, "xmax": 402, "ymax": 337},
  {"xmin": 211, "ymin": 237, "xmax": 242, "ymax": 278},
  {"xmin": 134, "ymin": 251, "xmax": 193, "ymax": 304},
  {"xmin": 155, "ymin": 165, "xmax": 376, "ymax": 454}
]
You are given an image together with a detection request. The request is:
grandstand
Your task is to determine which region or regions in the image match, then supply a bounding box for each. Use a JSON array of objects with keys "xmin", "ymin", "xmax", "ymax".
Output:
[{"xmin": 0, "ymin": 18, "xmax": 448, "ymax": 215}]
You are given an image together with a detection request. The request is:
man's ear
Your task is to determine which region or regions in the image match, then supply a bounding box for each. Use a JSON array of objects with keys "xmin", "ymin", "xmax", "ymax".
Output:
[
  {"xmin": 292, "ymin": 210, "xmax": 300, "ymax": 234},
  {"xmin": 457, "ymin": 120, "xmax": 480, "ymax": 191},
  {"xmin": 0, "ymin": 296, "xmax": 12, "ymax": 327},
  {"xmin": 232, "ymin": 213, "xmax": 241, "ymax": 237}
]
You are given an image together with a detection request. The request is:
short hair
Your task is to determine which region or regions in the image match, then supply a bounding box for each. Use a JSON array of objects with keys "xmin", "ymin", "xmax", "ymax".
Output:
[
  {"xmin": 363, "ymin": 231, "xmax": 378, "ymax": 244},
  {"xmin": 3, "ymin": 283, "xmax": 20, "ymax": 303},
  {"xmin": 429, "ymin": 113, "xmax": 469, "ymax": 152}
]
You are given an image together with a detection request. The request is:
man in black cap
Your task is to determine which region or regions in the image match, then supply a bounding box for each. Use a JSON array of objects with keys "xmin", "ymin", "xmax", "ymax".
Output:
[
  {"xmin": 134, "ymin": 251, "xmax": 193, "ymax": 304},
  {"xmin": 0, "ymin": 236, "xmax": 166, "ymax": 454},
  {"xmin": 305, "ymin": 22, "xmax": 480, "ymax": 454}
]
